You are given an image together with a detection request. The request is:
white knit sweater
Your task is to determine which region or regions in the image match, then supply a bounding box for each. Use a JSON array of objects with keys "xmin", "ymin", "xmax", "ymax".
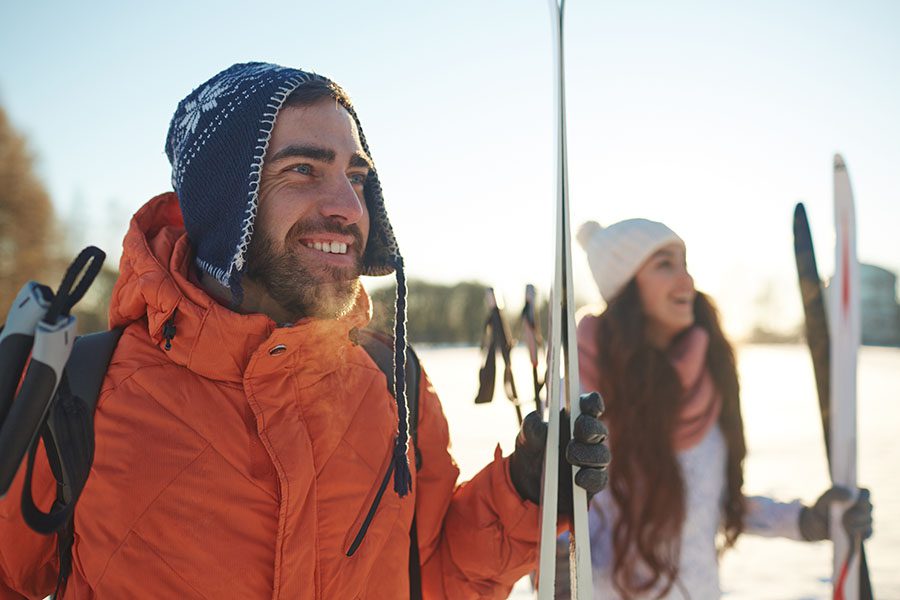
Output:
[{"xmin": 587, "ymin": 424, "xmax": 804, "ymax": 599}]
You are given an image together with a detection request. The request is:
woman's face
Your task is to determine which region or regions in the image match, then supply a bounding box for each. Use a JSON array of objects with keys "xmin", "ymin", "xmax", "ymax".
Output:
[{"xmin": 634, "ymin": 242, "xmax": 696, "ymax": 348}]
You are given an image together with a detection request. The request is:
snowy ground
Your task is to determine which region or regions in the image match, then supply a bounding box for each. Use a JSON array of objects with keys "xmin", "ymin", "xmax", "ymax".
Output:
[{"xmin": 419, "ymin": 344, "xmax": 900, "ymax": 599}]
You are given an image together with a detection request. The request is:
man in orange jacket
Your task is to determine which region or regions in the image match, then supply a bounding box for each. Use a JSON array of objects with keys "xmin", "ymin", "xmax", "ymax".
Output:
[{"xmin": 0, "ymin": 62, "xmax": 609, "ymax": 599}]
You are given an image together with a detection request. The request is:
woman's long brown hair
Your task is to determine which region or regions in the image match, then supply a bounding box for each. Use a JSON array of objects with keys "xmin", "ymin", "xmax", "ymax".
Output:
[{"xmin": 594, "ymin": 280, "xmax": 746, "ymax": 598}]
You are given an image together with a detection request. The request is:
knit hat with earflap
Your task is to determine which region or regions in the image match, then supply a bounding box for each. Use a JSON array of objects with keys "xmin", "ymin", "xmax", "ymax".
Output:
[
  {"xmin": 164, "ymin": 62, "xmax": 411, "ymax": 497},
  {"xmin": 576, "ymin": 219, "xmax": 684, "ymax": 302}
]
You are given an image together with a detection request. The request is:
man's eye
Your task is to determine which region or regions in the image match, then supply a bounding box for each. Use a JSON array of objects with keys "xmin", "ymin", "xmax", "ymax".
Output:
[
  {"xmin": 348, "ymin": 172, "xmax": 368, "ymax": 185},
  {"xmin": 292, "ymin": 164, "xmax": 312, "ymax": 175}
]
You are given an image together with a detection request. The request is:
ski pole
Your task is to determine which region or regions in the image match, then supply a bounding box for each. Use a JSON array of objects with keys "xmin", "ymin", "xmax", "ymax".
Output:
[
  {"xmin": 520, "ymin": 284, "xmax": 544, "ymax": 414},
  {"xmin": 0, "ymin": 282, "xmax": 54, "ymax": 425},
  {"xmin": 474, "ymin": 288, "xmax": 524, "ymax": 426},
  {"xmin": 492, "ymin": 290, "xmax": 524, "ymax": 425},
  {"xmin": 0, "ymin": 306, "xmax": 76, "ymax": 497}
]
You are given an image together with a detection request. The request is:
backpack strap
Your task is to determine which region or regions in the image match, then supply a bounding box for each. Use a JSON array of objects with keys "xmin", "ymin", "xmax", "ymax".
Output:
[
  {"xmin": 356, "ymin": 328, "xmax": 421, "ymax": 468},
  {"xmin": 355, "ymin": 327, "xmax": 423, "ymax": 600},
  {"xmin": 66, "ymin": 329, "xmax": 124, "ymax": 413}
]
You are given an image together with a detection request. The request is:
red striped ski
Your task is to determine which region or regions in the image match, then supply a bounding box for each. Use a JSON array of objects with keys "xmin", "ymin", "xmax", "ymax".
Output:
[{"xmin": 830, "ymin": 154, "xmax": 861, "ymax": 600}]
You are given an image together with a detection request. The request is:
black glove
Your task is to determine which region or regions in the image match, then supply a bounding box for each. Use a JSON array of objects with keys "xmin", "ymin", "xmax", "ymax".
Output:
[
  {"xmin": 509, "ymin": 391, "xmax": 610, "ymax": 515},
  {"xmin": 799, "ymin": 486, "xmax": 873, "ymax": 542}
]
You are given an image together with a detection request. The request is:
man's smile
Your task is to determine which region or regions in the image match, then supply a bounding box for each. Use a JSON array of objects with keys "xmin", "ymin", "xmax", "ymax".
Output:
[
  {"xmin": 293, "ymin": 232, "xmax": 360, "ymax": 267},
  {"xmin": 304, "ymin": 240, "xmax": 349, "ymax": 255}
]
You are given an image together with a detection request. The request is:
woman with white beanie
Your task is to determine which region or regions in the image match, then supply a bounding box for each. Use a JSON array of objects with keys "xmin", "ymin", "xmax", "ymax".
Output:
[{"xmin": 569, "ymin": 219, "xmax": 873, "ymax": 599}]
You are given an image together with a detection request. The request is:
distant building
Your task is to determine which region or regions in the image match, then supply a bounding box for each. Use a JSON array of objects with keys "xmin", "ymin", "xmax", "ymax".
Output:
[
  {"xmin": 860, "ymin": 264, "xmax": 900, "ymax": 347},
  {"xmin": 824, "ymin": 263, "xmax": 900, "ymax": 347}
]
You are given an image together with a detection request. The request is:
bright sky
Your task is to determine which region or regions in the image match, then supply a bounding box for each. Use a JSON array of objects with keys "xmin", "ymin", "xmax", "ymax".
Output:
[{"xmin": 2, "ymin": 0, "xmax": 898, "ymax": 338}]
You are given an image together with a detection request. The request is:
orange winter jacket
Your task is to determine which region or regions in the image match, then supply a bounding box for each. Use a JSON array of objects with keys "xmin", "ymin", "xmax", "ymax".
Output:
[{"xmin": 0, "ymin": 193, "xmax": 540, "ymax": 599}]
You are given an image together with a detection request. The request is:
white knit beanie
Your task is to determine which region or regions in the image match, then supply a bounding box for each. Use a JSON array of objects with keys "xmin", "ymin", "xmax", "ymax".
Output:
[{"xmin": 576, "ymin": 219, "xmax": 684, "ymax": 302}]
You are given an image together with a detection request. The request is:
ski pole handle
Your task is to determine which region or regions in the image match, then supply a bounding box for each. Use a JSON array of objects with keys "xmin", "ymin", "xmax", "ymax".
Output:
[
  {"xmin": 0, "ymin": 314, "xmax": 76, "ymax": 497},
  {"xmin": 0, "ymin": 282, "xmax": 53, "ymax": 424}
]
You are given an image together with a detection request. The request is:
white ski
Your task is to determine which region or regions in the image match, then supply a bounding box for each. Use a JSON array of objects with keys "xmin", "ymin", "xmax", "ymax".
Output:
[
  {"xmin": 537, "ymin": 1, "xmax": 593, "ymax": 598},
  {"xmin": 830, "ymin": 153, "xmax": 860, "ymax": 600}
]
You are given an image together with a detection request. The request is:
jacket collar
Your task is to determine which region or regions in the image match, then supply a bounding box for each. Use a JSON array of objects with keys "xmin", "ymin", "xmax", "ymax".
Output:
[{"xmin": 109, "ymin": 192, "xmax": 372, "ymax": 383}]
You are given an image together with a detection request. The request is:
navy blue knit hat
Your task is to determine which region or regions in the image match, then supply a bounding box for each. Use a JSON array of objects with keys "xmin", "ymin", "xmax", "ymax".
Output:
[
  {"xmin": 165, "ymin": 62, "xmax": 400, "ymax": 285},
  {"xmin": 165, "ymin": 62, "xmax": 411, "ymax": 497}
]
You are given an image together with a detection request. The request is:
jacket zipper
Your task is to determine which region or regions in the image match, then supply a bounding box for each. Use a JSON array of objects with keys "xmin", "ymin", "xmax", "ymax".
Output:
[{"xmin": 345, "ymin": 460, "xmax": 395, "ymax": 557}]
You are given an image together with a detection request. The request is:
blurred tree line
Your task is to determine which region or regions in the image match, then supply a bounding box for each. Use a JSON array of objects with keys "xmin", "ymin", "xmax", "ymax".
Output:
[
  {"xmin": 369, "ymin": 280, "xmax": 549, "ymax": 346},
  {"xmin": 0, "ymin": 105, "xmax": 117, "ymax": 332},
  {"xmin": 0, "ymin": 105, "xmax": 55, "ymax": 313}
]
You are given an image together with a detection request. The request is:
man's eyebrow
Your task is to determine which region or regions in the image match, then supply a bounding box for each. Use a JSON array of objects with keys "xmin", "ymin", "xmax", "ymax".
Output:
[
  {"xmin": 268, "ymin": 145, "xmax": 372, "ymax": 170},
  {"xmin": 269, "ymin": 145, "xmax": 335, "ymax": 163},
  {"xmin": 349, "ymin": 152, "xmax": 373, "ymax": 170}
]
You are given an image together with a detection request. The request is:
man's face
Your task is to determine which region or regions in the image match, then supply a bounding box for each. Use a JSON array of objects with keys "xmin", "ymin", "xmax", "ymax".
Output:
[{"xmin": 244, "ymin": 98, "xmax": 372, "ymax": 321}]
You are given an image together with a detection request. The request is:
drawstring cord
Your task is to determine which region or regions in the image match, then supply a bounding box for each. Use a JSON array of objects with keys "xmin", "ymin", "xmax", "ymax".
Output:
[{"xmin": 391, "ymin": 257, "xmax": 411, "ymax": 497}]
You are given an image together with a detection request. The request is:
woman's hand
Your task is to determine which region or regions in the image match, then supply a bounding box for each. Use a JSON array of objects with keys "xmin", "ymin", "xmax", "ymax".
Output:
[{"xmin": 799, "ymin": 486, "xmax": 873, "ymax": 542}]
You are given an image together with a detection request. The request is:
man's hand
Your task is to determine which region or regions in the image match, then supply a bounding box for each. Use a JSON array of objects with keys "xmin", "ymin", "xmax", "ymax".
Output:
[
  {"xmin": 509, "ymin": 392, "xmax": 611, "ymax": 515},
  {"xmin": 799, "ymin": 486, "xmax": 873, "ymax": 542}
]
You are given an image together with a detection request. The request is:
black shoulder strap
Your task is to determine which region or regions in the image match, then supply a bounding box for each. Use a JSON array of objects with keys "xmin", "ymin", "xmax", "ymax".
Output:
[
  {"xmin": 356, "ymin": 328, "xmax": 421, "ymax": 466},
  {"xmin": 355, "ymin": 328, "xmax": 423, "ymax": 600},
  {"xmin": 65, "ymin": 329, "xmax": 124, "ymax": 413}
]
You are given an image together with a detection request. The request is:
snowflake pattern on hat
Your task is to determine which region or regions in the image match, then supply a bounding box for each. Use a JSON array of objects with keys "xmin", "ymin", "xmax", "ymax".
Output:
[
  {"xmin": 165, "ymin": 62, "xmax": 401, "ymax": 288},
  {"xmin": 167, "ymin": 64, "xmax": 299, "ymax": 193},
  {"xmin": 176, "ymin": 79, "xmax": 229, "ymax": 137}
]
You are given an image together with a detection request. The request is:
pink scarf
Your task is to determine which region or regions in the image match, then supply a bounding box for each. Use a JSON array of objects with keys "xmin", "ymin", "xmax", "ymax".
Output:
[{"xmin": 577, "ymin": 314, "xmax": 722, "ymax": 451}]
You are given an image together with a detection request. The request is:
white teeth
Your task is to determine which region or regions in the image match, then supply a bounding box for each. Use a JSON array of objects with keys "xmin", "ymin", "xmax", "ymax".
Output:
[{"xmin": 306, "ymin": 241, "xmax": 348, "ymax": 254}]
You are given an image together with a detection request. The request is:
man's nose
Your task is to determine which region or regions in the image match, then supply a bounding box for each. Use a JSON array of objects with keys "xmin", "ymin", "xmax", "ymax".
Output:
[{"xmin": 320, "ymin": 175, "xmax": 364, "ymax": 224}]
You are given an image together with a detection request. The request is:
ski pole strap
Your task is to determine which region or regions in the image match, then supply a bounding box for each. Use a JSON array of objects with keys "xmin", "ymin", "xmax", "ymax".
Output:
[
  {"xmin": 20, "ymin": 415, "xmax": 83, "ymax": 535},
  {"xmin": 474, "ymin": 320, "xmax": 498, "ymax": 405},
  {"xmin": 53, "ymin": 517, "xmax": 75, "ymax": 599},
  {"xmin": 43, "ymin": 246, "xmax": 106, "ymax": 325}
]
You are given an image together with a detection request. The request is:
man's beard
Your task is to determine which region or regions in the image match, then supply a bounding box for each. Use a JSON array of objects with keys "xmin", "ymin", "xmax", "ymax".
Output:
[{"xmin": 244, "ymin": 219, "xmax": 365, "ymax": 322}]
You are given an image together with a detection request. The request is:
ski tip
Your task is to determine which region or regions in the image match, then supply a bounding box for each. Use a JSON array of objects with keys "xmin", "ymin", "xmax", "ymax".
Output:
[
  {"xmin": 834, "ymin": 153, "xmax": 846, "ymax": 170},
  {"xmin": 793, "ymin": 202, "xmax": 806, "ymax": 219}
]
